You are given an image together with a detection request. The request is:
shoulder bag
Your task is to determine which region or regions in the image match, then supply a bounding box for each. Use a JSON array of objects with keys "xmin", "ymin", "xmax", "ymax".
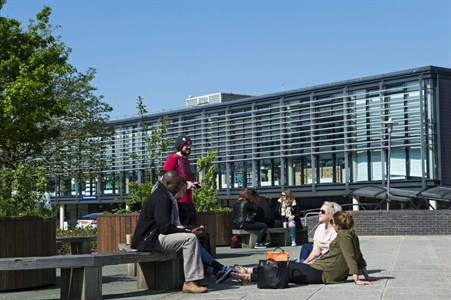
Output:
[{"xmin": 256, "ymin": 259, "xmax": 290, "ymax": 289}]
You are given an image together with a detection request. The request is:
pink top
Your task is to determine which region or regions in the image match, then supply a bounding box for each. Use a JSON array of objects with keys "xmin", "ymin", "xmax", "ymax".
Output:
[
  {"xmin": 163, "ymin": 154, "xmax": 193, "ymax": 204},
  {"xmin": 313, "ymin": 223, "xmax": 337, "ymax": 254}
]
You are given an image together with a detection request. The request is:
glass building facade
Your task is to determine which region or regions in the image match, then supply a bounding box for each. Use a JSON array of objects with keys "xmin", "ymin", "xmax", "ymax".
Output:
[{"xmin": 51, "ymin": 66, "xmax": 451, "ymax": 211}]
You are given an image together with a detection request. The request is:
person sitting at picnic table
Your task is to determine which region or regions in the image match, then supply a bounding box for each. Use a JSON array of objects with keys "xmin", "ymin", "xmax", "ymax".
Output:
[
  {"xmin": 300, "ymin": 201, "xmax": 342, "ymax": 263},
  {"xmin": 232, "ymin": 211, "xmax": 382, "ymax": 286}
]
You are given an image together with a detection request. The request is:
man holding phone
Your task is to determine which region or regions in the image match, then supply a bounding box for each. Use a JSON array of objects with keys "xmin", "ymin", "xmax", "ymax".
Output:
[{"xmin": 163, "ymin": 134, "xmax": 199, "ymax": 226}]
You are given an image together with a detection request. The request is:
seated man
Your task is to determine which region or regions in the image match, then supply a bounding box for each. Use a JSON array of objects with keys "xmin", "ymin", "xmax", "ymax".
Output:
[{"xmin": 131, "ymin": 170, "xmax": 207, "ymax": 293}]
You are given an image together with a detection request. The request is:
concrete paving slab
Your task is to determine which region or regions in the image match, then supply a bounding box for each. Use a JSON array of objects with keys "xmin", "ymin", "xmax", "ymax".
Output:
[{"xmin": 0, "ymin": 235, "xmax": 449, "ymax": 300}]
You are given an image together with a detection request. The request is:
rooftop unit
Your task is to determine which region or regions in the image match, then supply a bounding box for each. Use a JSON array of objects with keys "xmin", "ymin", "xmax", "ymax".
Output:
[{"xmin": 186, "ymin": 92, "xmax": 252, "ymax": 107}]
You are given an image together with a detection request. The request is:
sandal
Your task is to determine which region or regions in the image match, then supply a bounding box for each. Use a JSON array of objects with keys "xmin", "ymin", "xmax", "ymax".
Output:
[
  {"xmin": 233, "ymin": 264, "xmax": 250, "ymax": 274},
  {"xmin": 231, "ymin": 272, "xmax": 250, "ymax": 285}
]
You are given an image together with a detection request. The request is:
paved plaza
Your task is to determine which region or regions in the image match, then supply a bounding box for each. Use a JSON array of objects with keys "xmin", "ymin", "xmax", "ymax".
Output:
[{"xmin": 1, "ymin": 235, "xmax": 450, "ymax": 300}]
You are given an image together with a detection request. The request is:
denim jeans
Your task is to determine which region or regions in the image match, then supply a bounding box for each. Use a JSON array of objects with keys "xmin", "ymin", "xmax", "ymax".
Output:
[{"xmin": 274, "ymin": 219, "xmax": 297, "ymax": 243}]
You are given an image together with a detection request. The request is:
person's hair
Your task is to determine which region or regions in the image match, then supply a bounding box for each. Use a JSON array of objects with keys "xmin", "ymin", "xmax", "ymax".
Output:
[
  {"xmin": 323, "ymin": 201, "xmax": 342, "ymax": 218},
  {"xmin": 332, "ymin": 211, "xmax": 355, "ymax": 232},
  {"xmin": 282, "ymin": 189, "xmax": 295, "ymax": 205},
  {"xmin": 248, "ymin": 188, "xmax": 261, "ymax": 205},
  {"xmin": 161, "ymin": 170, "xmax": 186, "ymax": 191},
  {"xmin": 237, "ymin": 188, "xmax": 250, "ymax": 202}
]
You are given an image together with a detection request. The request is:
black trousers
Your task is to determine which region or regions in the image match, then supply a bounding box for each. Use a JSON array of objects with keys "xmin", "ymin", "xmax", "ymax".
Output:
[
  {"xmin": 252, "ymin": 261, "xmax": 323, "ymax": 284},
  {"xmin": 236, "ymin": 221, "xmax": 267, "ymax": 244},
  {"xmin": 178, "ymin": 202, "xmax": 197, "ymax": 227}
]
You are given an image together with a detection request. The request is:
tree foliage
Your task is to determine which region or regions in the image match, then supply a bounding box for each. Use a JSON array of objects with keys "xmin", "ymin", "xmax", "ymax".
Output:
[
  {"xmin": 0, "ymin": 6, "xmax": 71, "ymax": 168},
  {"xmin": 118, "ymin": 96, "xmax": 170, "ymax": 213},
  {"xmin": 0, "ymin": 6, "xmax": 112, "ymax": 217},
  {"xmin": 43, "ymin": 68, "xmax": 113, "ymax": 184},
  {"xmin": 193, "ymin": 150, "xmax": 229, "ymax": 212}
]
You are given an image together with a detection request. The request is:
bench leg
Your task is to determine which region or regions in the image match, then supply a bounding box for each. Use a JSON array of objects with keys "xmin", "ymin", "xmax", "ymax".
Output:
[
  {"xmin": 240, "ymin": 233, "xmax": 258, "ymax": 248},
  {"xmin": 269, "ymin": 233, "xmax": 290, "ymax": 247},
  {"xmin": 137, "ymin": 258, "xmax": 183, "ymax": 291},
  {"xmin": 61, "ymin": 266, "xmax": 101, "ymax": 300},
  {"xmin": 127, "ymin": 263, "xmax": 137, "ymax": 276}
]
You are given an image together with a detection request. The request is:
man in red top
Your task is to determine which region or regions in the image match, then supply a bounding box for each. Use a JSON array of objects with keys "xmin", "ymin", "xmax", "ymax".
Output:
[{"xmin": 163, "ymin": 134, "xmax": 197, "ymax": 226}]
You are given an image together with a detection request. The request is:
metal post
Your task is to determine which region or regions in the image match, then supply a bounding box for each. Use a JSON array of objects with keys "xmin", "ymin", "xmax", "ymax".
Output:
[
  {"xmin": 383, "ymin": 118, "xmax": 397, "ymax": 211},
  {"xmin": 386, "ymin": 127, "xmax": 392, "ymax": 211}
]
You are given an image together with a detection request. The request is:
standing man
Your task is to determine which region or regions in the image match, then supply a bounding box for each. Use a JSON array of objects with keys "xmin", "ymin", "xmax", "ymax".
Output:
[
  {"xmin": 131, "ymin": 171, "xmax": 207, "ymax": 293},
  {"xmin": 163, "ymin": 134, "xmax": 197, "ymax": 226}
]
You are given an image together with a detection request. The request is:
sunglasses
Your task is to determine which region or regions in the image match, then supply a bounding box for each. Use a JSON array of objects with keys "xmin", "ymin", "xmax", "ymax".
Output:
[
  {"xmin": 320, "ymin": 209, "xmax": 327, "ymax": 215},
  {"xmin": 281, "ymin": 194, "xmax": 286, "ymax": 196}
]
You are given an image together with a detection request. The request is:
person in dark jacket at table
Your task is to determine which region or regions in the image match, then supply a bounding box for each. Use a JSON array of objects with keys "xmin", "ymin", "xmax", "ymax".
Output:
[
  {"xmin": 131, "ymin": 171, "xmax": 207, "ymax": 293},
  {"xmin": 232, "ymin": 188, "xmax": 268, "ymax": 249}
]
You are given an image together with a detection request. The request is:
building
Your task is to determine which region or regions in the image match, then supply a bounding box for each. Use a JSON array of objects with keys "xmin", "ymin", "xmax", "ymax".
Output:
[{"xmin": 51, "ymin": 66, "xmax": 451, "ymax": 224}]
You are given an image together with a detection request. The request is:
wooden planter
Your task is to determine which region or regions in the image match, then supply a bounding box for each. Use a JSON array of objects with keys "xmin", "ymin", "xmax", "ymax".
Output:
[
  {"xmin": 97, "ymin": 214, "xmax": 139, "ymax": 253},
  {"xmin": 197, "ymin": 211, "xmax": 233, "ymax": 255},
  {"xmin": 0, "ymin": 217, "xmax": 56, "ymax": 291},
  {"xmin": 97, "ymin": 211, "xmax": 233, "ymax": 255}
]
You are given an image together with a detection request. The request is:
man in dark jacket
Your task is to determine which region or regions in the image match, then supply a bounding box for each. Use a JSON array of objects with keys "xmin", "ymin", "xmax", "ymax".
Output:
[{"xmin": 131, "ymin": 171, "xmax": 207, "ymax": 293}]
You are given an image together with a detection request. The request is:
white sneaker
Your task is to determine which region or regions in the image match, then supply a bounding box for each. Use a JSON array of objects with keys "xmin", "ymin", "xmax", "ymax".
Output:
[{"xmin": 291, "ymin": 241, "xmax": 297, "ymax": 247}]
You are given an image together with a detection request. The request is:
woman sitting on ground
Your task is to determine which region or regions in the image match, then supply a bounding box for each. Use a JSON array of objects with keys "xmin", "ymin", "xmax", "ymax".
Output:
[
  {"xmin": 233, "ymin": 211, "xmax": 381, "ymax": 285},
  {"xmin": 300, "ymin": 201, "xmax": 341, "ymax": 263},
  {"xmin": 232, "ymin": 189, "xmax": 268, "ymax": 249}
]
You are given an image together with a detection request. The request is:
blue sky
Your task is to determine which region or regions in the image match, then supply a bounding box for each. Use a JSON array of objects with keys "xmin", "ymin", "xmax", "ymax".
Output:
[{"xmin": 2, "ymin": 0, "xmax": 450, "ymax": 119}]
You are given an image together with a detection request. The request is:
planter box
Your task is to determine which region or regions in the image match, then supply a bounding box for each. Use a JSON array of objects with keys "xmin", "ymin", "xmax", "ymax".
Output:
[
  {"xmin": 97, "ymin": 214, "xmax": 139, "ymax": 253},
  {"xmin": 98, "ymin": 212, "xmax": 233, "ymax": 255},
  {"xmin": 197, "ymin": 211, "xmax": 233, "ymax": 254},
  {"xmin": 0, "ymin": 217, "xmax": 56, "ymax": 291}
]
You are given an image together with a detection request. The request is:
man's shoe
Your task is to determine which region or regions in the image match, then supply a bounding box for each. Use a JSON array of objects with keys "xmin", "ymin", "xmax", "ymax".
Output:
[
  {"xmin": 196, "ymin": 280, "xmax": 209, "ymax": 287},
  {"xmin": 254, "ymin": 243, "xmax": 266, "ymax": 249},
  {"xmin": 182, "ymin": 282, "xmax": 208, "ymax": 293},
  {"xmin": 216, "ymin": 266, "xmax": 233, "ymax": 283}
]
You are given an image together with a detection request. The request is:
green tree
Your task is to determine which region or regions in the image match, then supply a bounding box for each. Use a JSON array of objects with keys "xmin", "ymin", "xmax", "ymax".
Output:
[
  {"xmin": 43, "ymin": 68, "xmax": 113, "ymax": 194},
  {"xmin": 121, "ymin": 96, "xmax": 170, "ymax": 212},
  {"xmin": 0, "ymin": 6, "xmax": 112, "ymax": 217},
  {"xmin": 0, "ymin": 6, "xmax": 72, "ymax": 169},
  {"xmin": 193, "ymin": 150, "xmax": 229, "ymax": 212}
]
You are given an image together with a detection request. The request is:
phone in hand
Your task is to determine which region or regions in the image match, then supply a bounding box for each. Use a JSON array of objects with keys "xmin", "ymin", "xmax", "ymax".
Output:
[{"xmin": 192, "ymin": 182, "xmax": 202, "ymax": 189}]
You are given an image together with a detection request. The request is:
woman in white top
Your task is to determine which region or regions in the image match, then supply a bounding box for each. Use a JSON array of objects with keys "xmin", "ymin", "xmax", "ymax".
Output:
[{"xmin": 299, "ymin": 201, "xmax": 342, "ymax": 263}]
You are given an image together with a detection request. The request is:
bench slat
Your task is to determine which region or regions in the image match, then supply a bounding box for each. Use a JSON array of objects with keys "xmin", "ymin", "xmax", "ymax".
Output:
[{"xmin": 0, "ymin": 252, "xmax": 177, "ymax": 271}]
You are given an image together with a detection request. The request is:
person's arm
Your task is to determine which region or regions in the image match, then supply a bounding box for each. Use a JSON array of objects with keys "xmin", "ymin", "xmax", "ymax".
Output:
[
  {"xmin": 162, "ymin": 154, "xmax": 176, "ymax": 172},
  {"xmin": 339, "ymin": 233, "xmax": 362, "ymax": 274},
  {"xmin": 352, "ymin": 273, "xmax": 372, "ymax": 285},
  {"xmin": 303, "ymin": 240, "xmax": 322, "ymax": 264},
  {"xmin": 153, "ymin": 196, "xmax": 180, "ymax": 235},
  {"xmin": 361, "ymin": 266, "xmax": 382, "ymax": 282}
]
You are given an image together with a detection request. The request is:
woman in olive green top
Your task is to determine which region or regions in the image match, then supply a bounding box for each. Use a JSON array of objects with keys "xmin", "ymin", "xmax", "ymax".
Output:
[{"xmin": 233, "ymin": 211, "xmax": 381, "ymax": 286}]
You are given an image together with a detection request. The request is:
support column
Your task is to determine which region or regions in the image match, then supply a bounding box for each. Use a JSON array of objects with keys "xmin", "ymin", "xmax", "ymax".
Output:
[
  {"xmin": 429, "ymin": 200, "xmax": 437, "ymax": 210},
  {"xmin": 352, "ymin": 197, "xmax": 360, "ymax": 211},
  {"xmin": 60, "ymin": 204, "xmax": 66, "ymax": 230}
]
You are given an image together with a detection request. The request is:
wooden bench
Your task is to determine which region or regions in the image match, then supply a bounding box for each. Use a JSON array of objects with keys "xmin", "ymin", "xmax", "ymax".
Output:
[
  {"xmin": 0, "ymin": 251, "xmax": 183, "ymax": 300},
  {"xmin": 232, "ymin": 227, "xmax": 309, "ymax": 248},
  {"xmin": 56, "ymin": 236, "xmax": 97, "ymax": 254}
]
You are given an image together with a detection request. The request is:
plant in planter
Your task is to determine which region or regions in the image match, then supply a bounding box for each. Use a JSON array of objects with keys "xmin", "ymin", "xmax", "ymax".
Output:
[
  {"xmin": 193, "ymin": 150, "xmax": 229, "ymax": 212},
  {"xmin": 193, "ymin": 150, "xmax": 232, "ymax": 248},
  {"xmin": 113, "ymin": 96, "xmax": 170, "ymax": 214},
  {"xmin": 97, "ymin": 97, "xmax": 170, "ymax": 252}
]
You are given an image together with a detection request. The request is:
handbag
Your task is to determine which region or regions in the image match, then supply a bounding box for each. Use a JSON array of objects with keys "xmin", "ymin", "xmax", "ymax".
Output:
[
  {"xmin": 257, "ymin": 259, "xmax": 290, "ymax": 289},
  {"xmin": 266, "ymin": 247, "xmax": 289, "ymax": 261}
]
